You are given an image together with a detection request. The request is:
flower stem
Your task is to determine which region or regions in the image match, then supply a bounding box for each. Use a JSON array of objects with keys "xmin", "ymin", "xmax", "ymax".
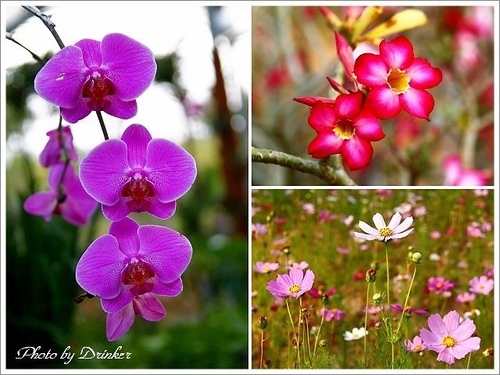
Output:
[
  {"xmin": 22, "ymin": 6, "xmax": 65, "ymax": 49},
  {"xmin": 313, "ymin": 315, "xmax": 325, "ymax": 358},
  {"xmin": 384, "ymin": 242, "xmax": 394, "ymax": 369},
  {"xmin": 285, "ymin": 298, "xmax": 299, "ymax": 368},
  {"xmin": 5, "ymin": 33, "xmax": 44, "ymax": 63},
  {"xmin": 96, "ymin": 111, "xmax": 109, "ymax": 140},
  {"xmin": 259, "ymin": 328, "xmax": 265, "ymax": 369},
  {"xmin": 466, "ymin": 351, "xmax": 472, "ymax": 369},
  {"xmin": 395, "ymin": 265, "xmax": 417, "ymax": 337},
  {"xmin": 364, "ymin": 282, "xmax": 370, "ymax": 368}
]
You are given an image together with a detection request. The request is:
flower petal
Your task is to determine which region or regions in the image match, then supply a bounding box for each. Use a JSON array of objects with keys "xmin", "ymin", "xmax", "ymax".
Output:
[
  {"xmin": 407, "ymin": 58, "xmax": 442, "ymax": 89},
  {"xmin": 106, "ymin": 303, "xmax": 135, "ymax": 341},
  {"xmin": 23, "ymin": 192, "xmax": 56, "ymax": 221},
  {"xmin": 138, "ymin": 226, "xmax": 193, "ymax": 284},
  {"xmin": 60, "ymin": 101, "xmax": 92, "ymax": 124},
  {"xmin": 372, "ymin": 213, "xmax": 386, "ymax": 230},
  {"xmin": 353, "ymin": 232, "xmax": 380, "ymax": 241},
  {"xmin": 388, "ymin": 212, "xmax": 402, "ymax": 230},
  {"xmin": 79, "ymin": 139, "xmax": 130, "ymax": 205},
  {"xmin": 443, "ymin": 310, "xmax": 460, "ymax": 332},
  {"xmin": 389, "ymin": 229, "xmax": 414, "ymax": 240},
  {"xmin": 34, "ymin": 46, "xmax": 87, "ymax": 108},
  {"xmin": 121, "ymin": 124, "xmax": 152, "ymax": 169},
  {"xmin": 379, "ymin": 36, "xmax": 414, "ymax": 70},
  {"xmin": 427, "ymin": 313, "xmax": 448, "ymax": 336},
  {"xmin": 75, "ymin": 39, "xmax": 102, "ymax": 68},
  {"xmin": 393, "ymin": 215, "xmax": 413, "ymax": 233},
  {"xmin": 358, "ymin": 221, "xmax": 379, "ymax": 235},
  {"xmin": 365, "ymin": 86, "xmax": 401, "ymax": 119},
  {"xmin": 450, "ymin": 318, "xmax": 476, "ymax": 340},
  {"xmin": 335, "ymin": 92, "xmax": 362, "ymax": 119},
  {"xmin": 308, "ymin": 102, "xmax": 336, "ymax": 133},
  {"xmin": 102, "ymin": 200, "xmax": 132, "ymax": 222},
  {"xmin": 101, "ymin": 33, "xmax": 157, "ymax": 101},
  {"xmin": 147, "ymin": 199, "xmax": 177, "ymax": 220},
  {"xmin": 400, "ymin": 87, "xmax": 435, "ymax": 120},
  {"xmin": 109, "ymin": 217, "xmax": 140, "ymax": 257},
  {"xmin": 419, "ymin": 327, "xmax": 442, "ymax": 348},
  {"xmin": 436, "ymin": 348, "xmax": 456, "ymax": 365},
  {"xmin": 145, "ymin": 139, "xmax": 197, "ymax": 203},
  {"xmin": 299, "ymin": 270, "xmax": 315, "ymax": 294},
  {"xmin": 104, "ymin": 98, "xmax": 137, "ymax": 120},
  {"xmin": 76, "ymin": 235, "xmax": 127, "ymax": 299},
  {"xmin": 101, "ymin": 287, "xmax": 135, "ymax": 314},
  {"xmin": 456, "ymin": 337, "xmax": 481, "ymax": 352},
  {"xmin": 133, "ymin": 293, "xmax": 166, "ymax": 321},
  {"xmin": 354, "ymin": 54, "xmax": 389, "ymax": 87},
  {"xmin": 342, "ymin": 137, "xmax": 373, "ymax": 170},
  {"xmin": 267, "ymin": 279, "xmax": 289, "ymax": 298},
  {"xmin": 308, "ymin": 133, "xmax": 344, "ymax": 159},
  {"xmin": 354, "ymin": 114, "xmax": 385, "ymax": 141},
  {"xmin": 152, "ymin": 277, "xmax": 183, "ymax": 298}
]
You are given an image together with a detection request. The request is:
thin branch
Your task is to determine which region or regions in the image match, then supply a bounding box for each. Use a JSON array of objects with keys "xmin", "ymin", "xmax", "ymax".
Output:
[
  {"xmin": 5, "ymin": 33, "xmax": 43, "ymax": 63},
  {"xmin": 22, "ymin": 6, "xmax": 65, "ymax": 49},
  {"xmin": 252, "ymin": 147, "xmax": 356, "ymax": 186}
]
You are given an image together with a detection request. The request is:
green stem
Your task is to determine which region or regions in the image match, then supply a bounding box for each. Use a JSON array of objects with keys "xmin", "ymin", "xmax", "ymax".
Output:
[
  {"xmin": 364, "ymin": 282, "xmax": 370, "ymax": 368},
  {"xmin": 259, "ymin": 328, "xmax": 265, "ymax": 369},
  {"xmin": 251, "ymin": 147, "xmax": 356, "ymax": 186},
  {"xmin": 466, "ymin": 351, "xmax": 471, "ymax": 369},
  {"xmin": 285, "ymin": 299, "xmax": 299, "ymax": 368},
  {"xmin": 313, "ymin": 315, "xmax": 325, "ymax": 358},
  {"xmin": 384, "ymin": 242, "xmax": 394, "ymax": 369},
  {"xmin": 395, "ymin": 265, "xmax": 418, "ymax": 337}
]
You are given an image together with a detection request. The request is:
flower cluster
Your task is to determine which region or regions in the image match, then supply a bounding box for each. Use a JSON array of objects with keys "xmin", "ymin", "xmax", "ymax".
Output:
[
  {"xmin": 294, "ymin": 9, "xmax": 442, "ymax": 170},
  {"xmin": 26, "ymin": 33, "xmax": 197, "ymax": 341}
]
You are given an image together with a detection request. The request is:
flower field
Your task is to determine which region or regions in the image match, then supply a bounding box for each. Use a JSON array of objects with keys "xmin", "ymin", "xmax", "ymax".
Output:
[{"xmin": 251, "ymin": 188, "xmax": 494, "ymax": 369}]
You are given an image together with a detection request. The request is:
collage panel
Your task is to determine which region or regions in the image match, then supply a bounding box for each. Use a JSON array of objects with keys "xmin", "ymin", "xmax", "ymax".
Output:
[
  {"xmin": 251, "ymin": 188, "xmax": 494, "ymax": 369},
  {"xmin": 251, "ymin": 5, "xmax": 494, "ymax": 187}
]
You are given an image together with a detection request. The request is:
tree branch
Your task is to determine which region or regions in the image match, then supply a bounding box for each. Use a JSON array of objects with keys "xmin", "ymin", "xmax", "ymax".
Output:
[
  {"xmin": 252, "ymin": 147, "xmax": 356, "ymax": 186},
  {"xmin": 22, "ymin": 6, "xmax": 65, "ymax": 49}
]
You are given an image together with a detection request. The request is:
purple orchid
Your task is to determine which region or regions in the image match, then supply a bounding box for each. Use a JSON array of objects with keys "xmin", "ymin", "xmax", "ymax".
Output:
[
  {"xmin": 79, "ymin": 124, "xmax": 196, "ymax": 221},
  {"xmin": 75, "ymin": 216, "xmax": 192, "ymax": 337},
  {"xmin": 39, "ymin": 126, "xmax": 78, "ymax": 167},
  {"xmin": 34, "ymin": 33, "xmax": 156, "ymax": 123},
  {"xmin": 23, "ymin": 162, "xmax": 97, "ymax": 226},
  {"xmin": 106, "ymin": 293, "xmax": 166, "ymax": 341}
]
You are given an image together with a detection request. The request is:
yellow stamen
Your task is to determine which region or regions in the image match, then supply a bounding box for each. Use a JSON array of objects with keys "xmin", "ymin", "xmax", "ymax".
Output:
[
  {"xmin": 387, "ymin": 68, "xmax": 410, "ymax": 94},
  {"xmin": 443, "ymin": 335, "xmax": 456, "ymax": 348},
  {"xmin": 334, "ymin": 119, "xmax": 355, "ymax": 140},
  {"xmin": 379, "ymin": 227, "xmax": 393, "ymax": 237},
  {"xmin": 289, "ymin": 284, "xmax": 301, "ymax": 294}
]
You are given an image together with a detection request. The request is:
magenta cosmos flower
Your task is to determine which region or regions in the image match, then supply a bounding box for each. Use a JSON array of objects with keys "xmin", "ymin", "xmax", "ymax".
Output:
[
  {"xmin": 267, "ymin": 268, "xmax": 315, "ymax": 299},
  {"xmin": 106, "ymin": 293, "xmax": 165, "ymax": 341},
  {"xmin": 23, "ymin": 162, "xmax": 97, "ymax": 226},
  {"xmin": 307, "ymin": 92, "xmax": 385, "ymax": 170},
  {"xmin": 79, "ymin": 124, "xmax": 196, "ymax": 221},
  {"xmin": 353, "ymin": 211, "xmax": 414, "ymax": 242},
  {"xmin": 34, "ymin": 33, "xmax": 156, "ymax": 123},
  {"xmin": 419, "ymin": 310, "xmax": 481, "ymax": 365},
  {"xmin": 76, "ymin": 217, "xmax": 192, "ymax": 321},
  {"xmin": 39, "ymin": 126, "xmax": 78, "ymax": 167},
  {"xmin": 354, "ymin": 36, "xmax": 442, "ymax": 120}
]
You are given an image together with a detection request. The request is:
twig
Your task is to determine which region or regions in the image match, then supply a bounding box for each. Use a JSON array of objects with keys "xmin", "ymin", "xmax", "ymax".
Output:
[
  {"xmin": 252, "ymin": 147, "xmax": 356, "ymax": 186},
  {"xmin": 21, "ymin": 6, "xmax": 65, "ymax": 49},
  {"xmin": 5, "ymin": 33, "xmax": 43, "ymax": 63}
]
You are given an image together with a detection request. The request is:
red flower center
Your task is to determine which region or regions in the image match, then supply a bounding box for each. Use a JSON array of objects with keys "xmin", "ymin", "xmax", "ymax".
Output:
[
  {"xmin": 387, "ymin": 68, "xmax": 410, "ymax": 94},
  {"xmin": 334, "ymin": 119, "xmax": 355, "ymax": 140},
  {"xmin": 82, "ymin": 72, "xmax": 116, "ymax": 110},
  {"xmin": 121, "ymin": 174, "xmax": 155, "ymax": 212},
  {"xmin": 122, "ymin": 260, "xmax": 155, "ymax": 295}
]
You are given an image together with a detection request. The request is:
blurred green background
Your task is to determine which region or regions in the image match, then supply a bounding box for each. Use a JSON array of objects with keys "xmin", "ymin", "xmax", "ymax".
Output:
[{"xmin": 4, "ymin": 5, "xmax": 248, "ymax": 370}]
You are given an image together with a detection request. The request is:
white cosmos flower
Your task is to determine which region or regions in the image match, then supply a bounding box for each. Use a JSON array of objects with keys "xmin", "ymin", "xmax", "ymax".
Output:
[
  {"xmin": 353, "ymin": 212, "xmax": 414, "ymax": 243},
  {"xmin": 343, "ymin": 327, "xmax": 368, "ymax": 341}
]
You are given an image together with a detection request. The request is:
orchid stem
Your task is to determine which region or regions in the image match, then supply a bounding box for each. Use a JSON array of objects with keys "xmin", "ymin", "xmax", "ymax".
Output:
[
  {"xmin": 5, "ymin": 33, "xmax": 44, "ymax": 63},
  {"xmin": 96, "ymin": 111, "xmax": 109, "ymax": 140}
]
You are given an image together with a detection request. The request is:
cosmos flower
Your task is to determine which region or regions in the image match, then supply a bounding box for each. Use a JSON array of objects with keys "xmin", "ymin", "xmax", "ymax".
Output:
[
  {"xmin": 253, "ymin": 261, "xmax": 280, "ymax": 274},
  {"xmin": 353, "ymin": 211, "xmax": 414, "ymax": 242},
  {"xmin": 469, "ymin": 275, "xmax": 494, "ymax": 295},
  {"xmin": 266, "ymin": 268, "xmax": 315, "ymax": 299},
  {"xmin": 419, "ymin": 310, "xmax": 480, "ymax": 365},
  {"xmin": 343, "ymin": 327, "xmax": 368, "ymax": 341},
  {"xmin": 34, "ymin": 33, "xmax": 156, "ymax": 123},
  {"xmin": 404, "ymin": 335, "xmax": 426, "ymax": 353}
]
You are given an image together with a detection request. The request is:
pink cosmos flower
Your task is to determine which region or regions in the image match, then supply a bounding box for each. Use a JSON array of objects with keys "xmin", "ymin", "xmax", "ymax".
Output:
[
  {"xmin": 419, "ymin": 310, "xmax": 481, "ymax": 365},
  {"xmin": 289, "ymin": 261, "xmax": 309, "ymax": 270},
  {"xmin": 354, "ymin": 36, "xmax": 442, "ymax": 120},
  {"xmin": 306, "ymin": 92, "xmax": 385, "ymax": 170},
  {"xmin": 404, "ymin": 335, "xmax": 426, "ymax": 353},
  {"xmin": 253, "ymin": 261, "xmax": 280, "ymax": 274},
  {"xmin": 252, "ymin": 223, "xmax": 268, "ymax": 237},
  {"xmin": 353, "ymin": 211, "xmax": 414, "ymax": 242},
  {"xmin": 39, "ymin": 126, "xmax": 78, "ymax": 167},
  {"xmin": 79, "ymin": 124, "xmax": 196, "ymax": 221},
  {"xmin": 469, "ymin": 275, "xmax": 494, "ymax": 295},
  {"xmin": 455, "ymin": 292, "xmax": 476, "ymax": 304},
  {"xmin": 443, "ymin": 155, "xmax": 490, "ymax": 186},
  {"xmin": 267, "ymin": 268, "xmax": 315, "ymax": 299},
  {"xmin": 23, "ymin": 162, "xmax": 97, "ymax": 226},
  {"xmin": 320, "ymin": 307, "xmax": 345, "ymax": 322},
  {"xmin": 426, "ymin": 276, "xmax": 456, "ymax": 296},
  {"xmin": 76, "ymin": 217, "xmax": 192, "ymax": 327},
  {"xmin": 106, "ymin": 293, "xmax": 165, "ymax": 341},
  {"xmin": 34, "ymin": 33, "xmax": 156, "ymax": 123}
]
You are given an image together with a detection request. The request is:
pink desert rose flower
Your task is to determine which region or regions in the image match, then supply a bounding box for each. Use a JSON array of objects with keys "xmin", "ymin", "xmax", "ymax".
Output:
[
  {"xmin": 23, "ymin": 162, "xmax": 97, "ymax": 226},
  {"xmin": 39, "ymin": 126, "xmax": 78, "ymax": 167},
  {"xmin": 353, "ymin": 211, "xmax": 414, "ymax": 242},
  {"xmin": 443, "ymin": 155, "xmax": 490, "ymax": 186},
  {"xmin": 106, "ymin": 293, "xmax": 165, "ymax": 341},
  {"xmin": 307, "ymin": 92, "xmax": 385, "ymax": 170},
  {"xmin": 354, "ymin": 36, "xmax": 442, "ymax": 120},
  {"xmin": 34, "ymin": 33, "xmax": 156, "ymax": 123},
  {"xmin": 405, "ymin": 335, "xmax": 426, "ymax": 353},
  {"xmin": 419, "ymin": 310, "xmax": 481, "ymax": 365},
  {"xmin": 79, "ymin": 124, "xmax": 196, "ymax": 221},
  {"xmin": 253, "ymin": 261, "xmax": 280, "ymax": 274},
  {"xmin": 267, "ymin": 268, "xmax": 315, "ymax": 299},
  {"xmin": 76, "ymin": 217, "xmax": 192, "ymax": 326},
  {"xmin": 469, "ymin": 275, "xmax": 494, "ymax": 295}
]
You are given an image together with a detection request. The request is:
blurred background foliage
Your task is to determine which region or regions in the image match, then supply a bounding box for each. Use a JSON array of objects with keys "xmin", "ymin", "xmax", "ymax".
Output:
[
  {"xmin": 4, "ymin": 5, "xmax": 248, "ymax": 370},
  {"xmin": 252, "ymin": 6, "xmax": 494, "ymax": 186}
]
